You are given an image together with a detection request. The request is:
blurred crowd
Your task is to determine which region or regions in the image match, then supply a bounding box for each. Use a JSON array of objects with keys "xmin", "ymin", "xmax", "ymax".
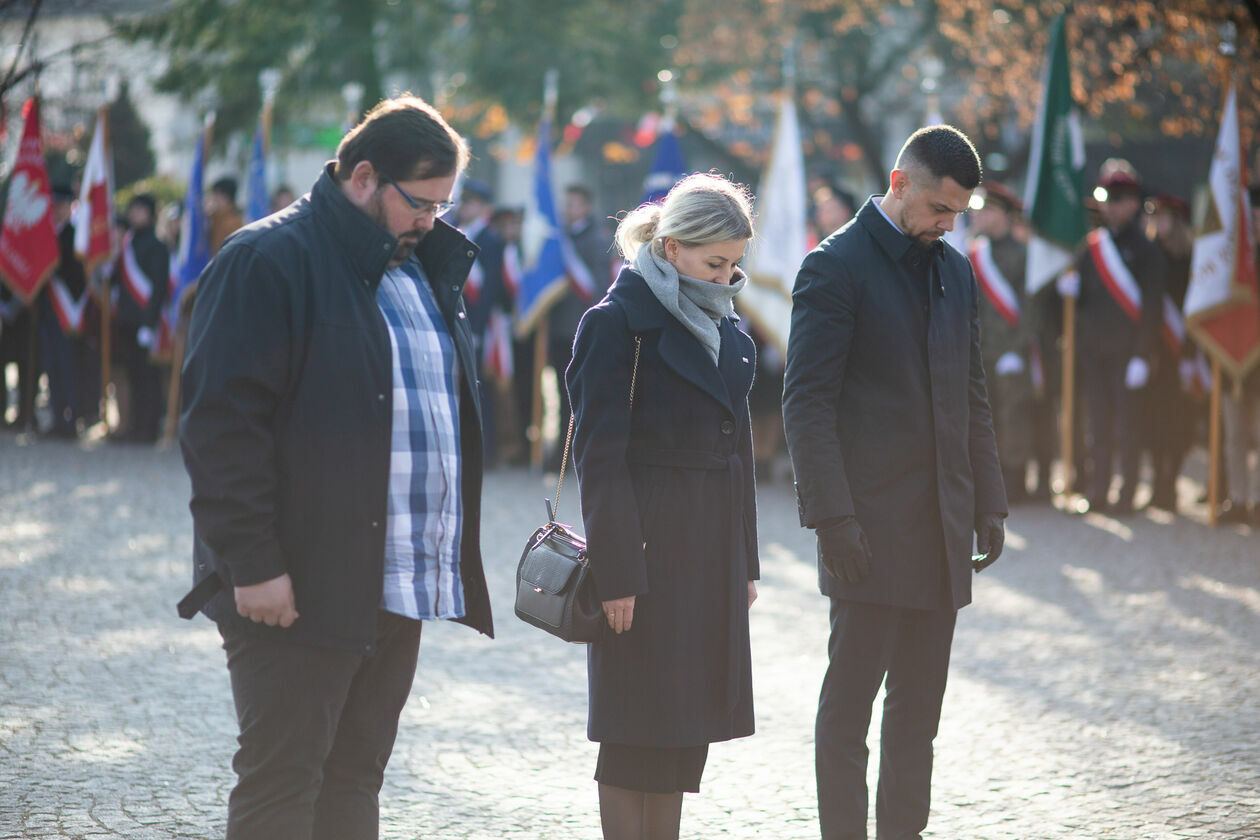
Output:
[{"xmin": 3, "ymin": 156, "xmax": 1259, "ymax": 528}]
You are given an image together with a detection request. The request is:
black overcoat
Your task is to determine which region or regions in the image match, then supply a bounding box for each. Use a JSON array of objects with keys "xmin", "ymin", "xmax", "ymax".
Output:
[
  {"xmin": 782, "ymin": 198, "xmax": 1007, "ymax": 612},
  {"xmin": 180, "ymin": 167, "xmax": 493, "ymax": 653},
  {"xmin": 566, "ymin": 267, "xmax": 758, "ymax": 747}
]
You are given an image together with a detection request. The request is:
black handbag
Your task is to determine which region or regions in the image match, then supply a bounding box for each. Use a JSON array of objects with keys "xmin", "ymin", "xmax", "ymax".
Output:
[{"xmin": 514, "ymin": 336, "xmax": 641, "ymax": 643}]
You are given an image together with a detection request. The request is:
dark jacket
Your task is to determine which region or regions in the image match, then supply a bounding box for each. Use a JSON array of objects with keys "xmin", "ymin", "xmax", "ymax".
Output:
[
  {"xmin": 180, "ymin": 167, "xmax": 493, "ymax": 653},
  {"xmin": 567, "ymin": 267, "xmax": 758, "ymax": 747},
  {"xmin": 549, "ymin": 215, "xmax": 613, "ymax": 344},
  {"xmin": 113, "ymin": 225, "xmax": 170, "ymax": 329},
  {"xmin": 461, "ymin": 219, "xmax": 506, "ymax": 342},
  {"xmin": 1074, "ymin": 218, "xmax": 1165, "ymax": 361},
  {"xmin": 782, "ymin": 198, "xmax": 1007, "ymax": 612}
]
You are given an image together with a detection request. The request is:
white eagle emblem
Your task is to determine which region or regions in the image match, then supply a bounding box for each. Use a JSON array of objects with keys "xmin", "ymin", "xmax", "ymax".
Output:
[{"xmin": 4, "ymin": 172, "xmax": 49, "ymax": 231}]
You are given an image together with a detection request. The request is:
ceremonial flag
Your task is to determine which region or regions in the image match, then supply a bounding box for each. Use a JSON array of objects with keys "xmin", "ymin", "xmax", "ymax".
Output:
[
  {"xmin": 1184, "ymin": 82, "xmax": 1260, "ymax": 380},
  {"xmin": 640, "ymin": 123, "xmax": 686, "ymax": 205},
  {"xmin": 1023, "ymin": 14, "xmax": 1088, "ymax": 295},
  {"xmin": 0, "ymin": 98, "xmax": 58, "ymax": 303},
  {"xmin": 740, "ymin": 90, "xmax": 806, "ymax": 354},
  {"xmin": 245, "ymin": 120, "xmax": 269, "ymax": 222},
  {"xmin": 74, "ymin": 109, "xmax": 115, "ymax": 274},
  {"xmin": 157, "ymin": 121, "xmax": 212, "ymax": 356},
  {"xmin": 514, "ymin": 116, "xmax": 594, "ymax": 336},
  {"xmin": 746, "ymin": 93, "xmax": 807, "ymax": 297}
]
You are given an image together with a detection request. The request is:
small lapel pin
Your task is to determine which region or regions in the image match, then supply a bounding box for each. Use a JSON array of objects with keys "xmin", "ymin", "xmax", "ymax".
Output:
[{"xmin": 741, "ymin": 356, "xmax": 749, "ymax": 364}]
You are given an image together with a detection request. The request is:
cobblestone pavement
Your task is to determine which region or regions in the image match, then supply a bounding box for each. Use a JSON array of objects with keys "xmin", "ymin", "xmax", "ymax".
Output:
[{"xmin": 1, "ymin": 432, "xmax": 1258, "ymax": 839}]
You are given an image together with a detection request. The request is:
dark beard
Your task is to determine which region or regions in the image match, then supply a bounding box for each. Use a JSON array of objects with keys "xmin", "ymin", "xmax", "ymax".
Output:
[
  {"xmin": 367, "ymin": 190, "xmax": 424, "ymax": 267},
  {"xmin": 390, "ymin": 235, "xmax": 420, "ymax": 267}
]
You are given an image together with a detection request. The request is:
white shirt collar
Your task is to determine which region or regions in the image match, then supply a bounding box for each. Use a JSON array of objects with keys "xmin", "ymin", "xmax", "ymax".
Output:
[{"xmin": 872, "ymin": 195, "xmax": 905, "ymax": 236}]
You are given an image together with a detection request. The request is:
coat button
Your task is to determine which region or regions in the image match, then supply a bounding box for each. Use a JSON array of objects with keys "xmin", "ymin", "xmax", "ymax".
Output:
[
  {"xmin": 466, "ymin": 250, "xmax": 475, "ymax": 258},
  {"xmin": 720, "ymin": 419, "xmax": 735, "ymax": 435},
  {"xmin": 371, "ymin": 520, "xmax": 379, "ymax": 528},
  {"xmin": 377, "ymin": 393, "xmax": 386, "ymax": 401}
]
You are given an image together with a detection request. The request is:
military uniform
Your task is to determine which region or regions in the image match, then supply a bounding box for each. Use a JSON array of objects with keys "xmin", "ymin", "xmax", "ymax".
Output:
[
  {"xmin": 1073, "ymin": 216, "xmax": 1165, "ymax": 510},
  {"xmin": 970, "ymin": 231, "xmax": 1034, "ymax": 498}
]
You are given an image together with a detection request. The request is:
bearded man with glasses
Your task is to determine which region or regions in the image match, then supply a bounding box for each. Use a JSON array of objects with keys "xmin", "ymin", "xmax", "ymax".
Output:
[{"xmin": 178, "ymin": 94, "xmax": 494, "ymax": 840}]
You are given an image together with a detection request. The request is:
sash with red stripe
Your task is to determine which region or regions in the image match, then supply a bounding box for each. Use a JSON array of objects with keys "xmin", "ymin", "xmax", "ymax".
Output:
[
  {"xmin": 460, "ymin": 218, "xmax": 488, "ymax": 305},
  {"xmin": 968, "ymin": 236, "xmax": 1020, "ymax": 326},
  {"xmin": 1086, "ymin": 228, "xmax": 1141, "ymax": 321},
  {"xmin": 118, "ymin": 232, "xmax": 154, "ymax": 308},
  {"xmin": 1160, "ymin": 293, "xmax": 1185, "ymax": 356},
  {"xmin": 502, "ymin": 242, "xmax": 521, "ymax": 300},
  {"xmin": 464, "ymin": 259, "xmax": 484, "ymax": 305},
  {"xmin": 48, "ymin": 277, "xmax": 89, "ymax": 334},
  {"xmin": 482, "ymin": 309, "xmax": 514, "ymax": 379}
]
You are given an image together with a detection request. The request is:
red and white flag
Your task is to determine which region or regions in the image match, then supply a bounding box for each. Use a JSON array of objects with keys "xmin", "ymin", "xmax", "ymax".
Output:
[
  {"xmin": 1184, "ymin": 82, "xmax": 1260, "ymax": 380},
  {"xmin": 0, "ymin": 98, "xmax": 59, "ymax": 304},
  {"xmin": 73, "ymin": 109, "xmax": 115, "ymax": 275}
]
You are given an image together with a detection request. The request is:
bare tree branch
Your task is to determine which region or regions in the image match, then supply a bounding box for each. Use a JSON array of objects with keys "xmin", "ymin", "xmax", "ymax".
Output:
[{"xmin": 1, "ymin": 0, "xmax": 44, "ymax": 97}]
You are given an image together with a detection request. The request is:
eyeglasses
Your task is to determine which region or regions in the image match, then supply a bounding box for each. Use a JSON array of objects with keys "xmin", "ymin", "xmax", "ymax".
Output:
[{"xmin": 384, "ymin": 179, "xmax": 455, "ymax": 218}]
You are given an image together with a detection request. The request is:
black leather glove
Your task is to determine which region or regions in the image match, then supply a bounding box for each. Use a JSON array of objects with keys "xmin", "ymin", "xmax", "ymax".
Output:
[
  {"xmin": 973, "ymin": 513, "xmax": 1006, "ymax": 573},
  {"xmin": 817, "ymin": 517, "xmax": 872, "ymax": 584}
]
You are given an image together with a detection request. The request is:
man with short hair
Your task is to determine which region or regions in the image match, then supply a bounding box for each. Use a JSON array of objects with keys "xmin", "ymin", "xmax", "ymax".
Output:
[
  {"xmin": 968, "ymin": 182, "xmax": 1034, "ymax": 501},
  {"xmin": 207, "ymin": 176, "xmax": 245, "ymax": 255},
  {"xmin": 454, "ymin": 178, "xmax": 507, "ymax": 464},
  {"xmin": 37, "ymin": 184, "xmax": 88, "ymax": 438},
  {"xmin": 179, "ymin": 95, "xmax": 494, "ymax": 840},
  {"xmin": 111, "ymin": 193, "xmax": 170, "ymax": 443},
  {"xmin": 1066, "ymin": 160, "xmax": 1165, "ymax": 514},
  {"xmin": 783, "ymin": 125, "xmax": 1007, "ymax": 840},
  {"xmin": 547, "ymin": 184, "xmax": 612, "ymax": 466}
]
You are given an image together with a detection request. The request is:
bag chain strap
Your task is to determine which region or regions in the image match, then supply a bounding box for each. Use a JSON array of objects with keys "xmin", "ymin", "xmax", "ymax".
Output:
[{"xmin": 553, "ymin": 335, "xmax": 641, "ymax": 518}]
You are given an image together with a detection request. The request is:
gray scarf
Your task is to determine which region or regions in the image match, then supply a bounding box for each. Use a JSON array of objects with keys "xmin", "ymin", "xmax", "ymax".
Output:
[{"xmin": 633, "ymin": 245, "xmax": 746, "ymax": 364}]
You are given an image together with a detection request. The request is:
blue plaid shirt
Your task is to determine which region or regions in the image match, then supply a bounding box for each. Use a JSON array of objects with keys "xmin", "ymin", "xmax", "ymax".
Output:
[{"xmin": 376, "ymin": 262, "xmax": 465, "ymax": 621}]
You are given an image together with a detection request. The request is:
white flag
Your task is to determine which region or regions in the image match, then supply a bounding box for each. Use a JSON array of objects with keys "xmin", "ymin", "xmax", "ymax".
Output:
[
  {"xmin": 73, "ymin": 109, "xmax": 115, "ymax": 274},
  {"xmin": 746, "ymin": 93, "xmax": 808, "ymax": 295},
  {"xmin": 1183, "ymin": 82, "xmax": 1260, "ymax": 380},
  {"xmin": 1185, "ymin": 83, "xmax": 1253, "ymax": 318},
  {"xmin": 741, "ymin": 92, "xmax": 808, "ymax": 355}
]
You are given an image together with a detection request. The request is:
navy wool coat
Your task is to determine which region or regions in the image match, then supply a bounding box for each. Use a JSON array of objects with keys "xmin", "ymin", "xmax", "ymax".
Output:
[
  {"xmin": 782, "ymin": 198, "xmax": 1007, "ymax": 612},
  {"xmin": 566, "ymin": 267, "xmax": 758, "ymax": 748}
]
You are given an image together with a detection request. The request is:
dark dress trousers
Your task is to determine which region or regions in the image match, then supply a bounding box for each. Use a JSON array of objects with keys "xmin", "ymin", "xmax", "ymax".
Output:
[
  {"xmin": 782, "ymin": 198, "xmax": 1006, "ymax": 840},
  {"xmin": 567, "ymin": 267, "xmax": 758, "ymax": 750}
]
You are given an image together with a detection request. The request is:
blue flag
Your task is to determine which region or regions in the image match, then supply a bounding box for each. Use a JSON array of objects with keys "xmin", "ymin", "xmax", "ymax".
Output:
[
  {"xmin": 640, "ymin": 129, "xmax": 686, "ymax": 205},
  {"xmin": 246, "ymin": 121, "xmax": 269, "ymax": 222},
  {"xmin": 175, "ymin": 133, "xmax": 211, "ymax": 306},
  {"xmin": 516, "ymin": 118, "xmax": 594, "ymax": 336}
]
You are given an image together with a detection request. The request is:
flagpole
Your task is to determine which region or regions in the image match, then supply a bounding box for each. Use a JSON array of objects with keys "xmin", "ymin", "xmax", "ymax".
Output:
[
  {"xmin": 259, "ymin": 68, "xmax": 281, "ymax": 154},
  {"xmin": 97, "ymin": 106, "xmax": 113, "ymax": 433},
  {"xmin": 530, "ymin": 315, "xmax": 548, "ymax": 468},
  {"xmin": 161, "ymin": 111, "xmax": 216, "ymax": 446},
  {"xmin": 529, "ymin": 69, "xmax": 560, "ymax": 471},
  {"xmin": 1060, "ymin": 293, "xmax": 1076, "ymax": 499},
  {"xmin": 1207, "ymin": 358, "xmax": 1222, "ymax": 526}
]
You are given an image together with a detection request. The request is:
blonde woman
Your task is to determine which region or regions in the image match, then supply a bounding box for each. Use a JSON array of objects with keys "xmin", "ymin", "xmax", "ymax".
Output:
[{"xmin": 566, "ymin": 173, "xmax": 759, "ymax": 840}]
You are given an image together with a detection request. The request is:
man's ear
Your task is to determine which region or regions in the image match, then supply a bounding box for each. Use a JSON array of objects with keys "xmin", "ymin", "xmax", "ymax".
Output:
[{"xmin": 889, "ymin": 169, "xmax": 910, "ymax": 199}]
